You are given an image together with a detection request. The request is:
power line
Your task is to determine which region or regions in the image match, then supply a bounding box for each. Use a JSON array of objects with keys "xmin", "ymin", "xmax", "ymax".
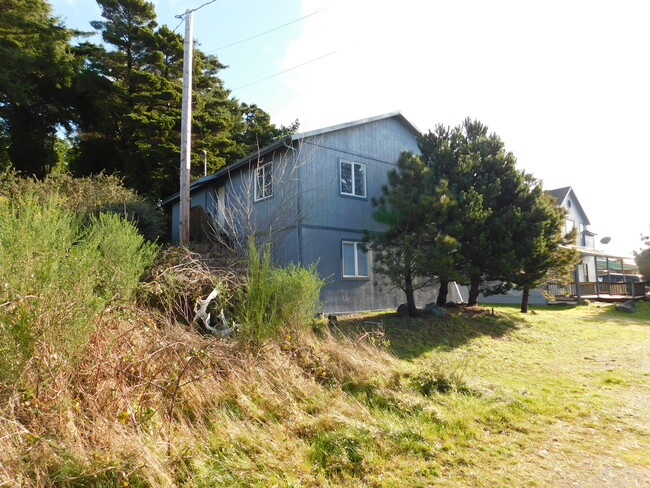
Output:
[
  {"xmin": 206, "ymin": 6, "xmax": 329, "ymax": 53},
  {"xmin": 231, "ymin": 51, "xmax": 336, "ymax": 91},
  {"xmin": 189, "ymin": 0, "xmax": 218, "ymax": 14},
  {"xmin": 173, "ymin": 0, "xmax": 218, "ymax": 26},
  {"xmin": 171, "ymin": 16, "xmax": 185, "ymax": 33}
]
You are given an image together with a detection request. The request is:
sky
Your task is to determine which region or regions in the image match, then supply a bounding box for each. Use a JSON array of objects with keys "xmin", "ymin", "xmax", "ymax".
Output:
[{"xmin": 50, "ymin": 0, "xmax": 650, "ymax": 257}]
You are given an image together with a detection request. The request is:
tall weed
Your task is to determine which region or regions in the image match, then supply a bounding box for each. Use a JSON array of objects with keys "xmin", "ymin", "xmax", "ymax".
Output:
[{"xmin": 235, "ymin": 241, "xmax": 325, "ymax": 343}]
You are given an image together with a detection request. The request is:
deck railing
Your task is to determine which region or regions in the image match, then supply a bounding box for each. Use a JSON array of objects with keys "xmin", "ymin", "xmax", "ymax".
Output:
[{"xmin": 547, "ymin": 281, "xmax": 647, "ymax": 299}]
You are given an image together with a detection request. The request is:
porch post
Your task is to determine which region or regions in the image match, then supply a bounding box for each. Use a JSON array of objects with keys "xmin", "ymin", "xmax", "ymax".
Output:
[
  {"xmin": 574, "ymin": 264, "xmax": 581, "ymax": 304},
  {"xmin": 594, "ymin": 256, "xmax": 599, "ymax": 296}
]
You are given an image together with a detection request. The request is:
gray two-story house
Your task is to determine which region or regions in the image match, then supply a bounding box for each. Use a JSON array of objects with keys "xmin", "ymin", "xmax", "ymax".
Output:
[{"xmin": 164, "ymin": 112, "xmax": 453, "ymax": 313}]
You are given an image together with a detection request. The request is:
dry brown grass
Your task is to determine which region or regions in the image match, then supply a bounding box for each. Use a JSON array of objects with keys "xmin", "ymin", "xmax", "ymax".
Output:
[{"xmin": 0, "ymin": 300, "xmax": 397, "ymax": 487}]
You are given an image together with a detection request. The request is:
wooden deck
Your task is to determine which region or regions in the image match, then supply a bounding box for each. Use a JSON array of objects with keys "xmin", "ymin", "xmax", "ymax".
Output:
[{"xmin": 548, "ymin": 282, "xmax": 648, "ymax": 302}]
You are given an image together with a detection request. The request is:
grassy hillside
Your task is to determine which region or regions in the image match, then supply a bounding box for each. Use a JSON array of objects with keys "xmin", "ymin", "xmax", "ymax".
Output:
[
  {"xmin": 2, "ymin": 297, "xmax": 649, "ymax": 486},
  {"xmin": 1, "ymin": 174, "xmax": 648, "ymax": 487}
]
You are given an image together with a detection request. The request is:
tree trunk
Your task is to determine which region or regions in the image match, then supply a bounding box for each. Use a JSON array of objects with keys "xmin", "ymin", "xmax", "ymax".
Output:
[
  {"xmin": 405, "ymin": 273, "xmax": 418, "ymax": 317},
  {"xmin": 468, "ymin": 277, "xmax": 480, "ymax": 306},
  {"xmin": 436, "ymin": 279, "xmax": 449, "ymax": 306},
  {"xmin": 520, "ymin": 287, "xmax": 530, "ymax": 313}
]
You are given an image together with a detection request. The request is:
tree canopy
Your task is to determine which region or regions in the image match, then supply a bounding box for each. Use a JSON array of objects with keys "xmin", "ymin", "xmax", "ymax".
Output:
[
  {"xmin": 1, "ymin": 0, "xmax": 286, "ymax": 200},
  {"xmin": 0, "ymin": 0, "xmax": 78, "ymax": 177},
  {"xmin": 501, "ymin": 185, "xmax": 580, "ymax": 312},
  {"xmin": 418, "ymin": 118, "xmax": 535, "ymax": 306},
  {"xmin": 364, "ymin": 118, "xmax": 576, "ymax": 313}
]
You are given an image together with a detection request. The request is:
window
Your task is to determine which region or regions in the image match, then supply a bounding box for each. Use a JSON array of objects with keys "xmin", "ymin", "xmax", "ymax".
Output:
[
  {"xmin": 255, "ymin": 161, "xmax": 272, "ymax": 201},
  {"xmin": 342, "ymin": 241, "xmax": 368, "ymax": 278},
  {"xmin": 565, "ymin": 219, "xmax": 575, "ymax": 237},
  {"xmin": 340, "ymin": 160, "xmax": 366, "ymax": 198}
]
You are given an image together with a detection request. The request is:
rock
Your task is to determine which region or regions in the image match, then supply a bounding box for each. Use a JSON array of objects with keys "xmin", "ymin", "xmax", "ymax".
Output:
[
  {"xmin": 327, "ymin": 314, "xmax": 338, "ymax": 326},
  {"xmin": 425, "ymin": 302, "xmax": 446, "ymax": 317},
  {"xmin": 396, "ymin": 303, "xmax": 410, "ymax": 316},
  {"xmin": 615, "ymin": 300, "xmax": 637, "ymax": 313}
]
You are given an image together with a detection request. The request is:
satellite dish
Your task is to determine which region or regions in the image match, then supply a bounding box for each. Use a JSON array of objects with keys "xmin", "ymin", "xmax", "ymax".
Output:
[{"xmin": 600, "ymin": 236, "xmax": 611, "ymax": 244}]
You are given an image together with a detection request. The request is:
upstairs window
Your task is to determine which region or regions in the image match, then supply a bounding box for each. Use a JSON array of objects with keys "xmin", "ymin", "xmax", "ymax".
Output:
[
  {"xmin": 255, "ymin": 161, "xmax": 272, "ymax": 201},
  {"xmin": 342, "ymin": 241, "xmax": 368, "ymax": 278},
  {"xmin": 565, "ymin": 219, "xmax": 575, "ymax": 237},
  {"xmin": 340, "ymin": 160, "xmax": 366, "ymax": 198}
]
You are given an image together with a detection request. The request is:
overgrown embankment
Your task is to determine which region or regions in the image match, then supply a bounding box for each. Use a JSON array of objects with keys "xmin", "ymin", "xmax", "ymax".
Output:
[{"xmin": 1, "ymin": 174, "xmax": 648, "ymax": 487}]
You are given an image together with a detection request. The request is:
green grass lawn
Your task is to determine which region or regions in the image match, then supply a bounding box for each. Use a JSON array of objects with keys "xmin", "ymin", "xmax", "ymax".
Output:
[
  {"xmin": 335, "ymin": 301, "xmax": 650, "ymax": 487},
  {"xmin": 3, "ymin": 302, "xmax": 649, "ymax": 487}
]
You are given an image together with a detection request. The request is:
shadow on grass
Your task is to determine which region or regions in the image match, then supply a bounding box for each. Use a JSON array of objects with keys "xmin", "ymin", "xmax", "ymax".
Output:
[{"xmin": 336, "ymin": 308, "xmax": 526, "ymax": 360}]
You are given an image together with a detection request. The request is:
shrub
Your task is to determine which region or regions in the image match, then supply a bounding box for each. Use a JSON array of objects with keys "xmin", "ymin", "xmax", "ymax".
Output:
[
  {"xmin": 0, "ymin": 192, "xmax": 157, "ymax": 387},
  {"xmin": 235, "ymin": 241, "xmax": 325, "ymax": 343},
  {"xmin": 0, "ymin": 170, "xmax": 165, "ymax": 241},
  {"xmin": 80, "ymin": 212, "xmax": 158, "ymax": 301}
]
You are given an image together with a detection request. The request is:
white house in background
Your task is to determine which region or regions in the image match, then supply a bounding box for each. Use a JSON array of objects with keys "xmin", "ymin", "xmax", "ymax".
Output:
[
  {"xmin": 546, "ymin": 186, "xmax": 598, "ymax": 283},
  {"xmin": 482, "ymin": 186, "xmax": 643, "ymax": 305}
]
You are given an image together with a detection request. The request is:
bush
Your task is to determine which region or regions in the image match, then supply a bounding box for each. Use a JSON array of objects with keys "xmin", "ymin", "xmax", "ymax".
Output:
[
  {"xmin": 81, "ymin": 212, "xmax": 158, "ymax": 301},
  {"xmin": 0, "ymin": 192, "xmax": 157, "ymax": 387},
  {"xmin": 0, "ymin": 170, "xmax": 165, "ymax": 241},
  {"xmin": 235, "ymin": 241, "xmax": 325, "ymax": 344}
]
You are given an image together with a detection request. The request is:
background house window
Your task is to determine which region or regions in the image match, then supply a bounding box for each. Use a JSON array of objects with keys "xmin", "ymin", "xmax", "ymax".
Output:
[
  {"xmin": 342, "ymin": 241, "xmax": 368, "ymax": 278},
  {"xmin": 255, "ymin": 161, "xmax": 272, "ymax": 201},
  {"xmin": 565, "ymin": 219, "xmax": 575, "ymax": 238},
  {"xmin": 340, "ymin": 160, "xmax": 366, "ymax": 197}
]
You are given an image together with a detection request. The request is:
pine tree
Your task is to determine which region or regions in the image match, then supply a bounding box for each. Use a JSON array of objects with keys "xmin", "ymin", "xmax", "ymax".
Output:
[
  {"xmin": 365, "ymin": 151, "xmax": 456, "ymax": 317},
  {"xmin": 635, "ymin": 230, "xmax": 650, "ymax": 282},
  {"xmin": 71, "ymin": 0, "xmax": 182, "ymax": 196},
  {"xmin": 70, "ymin": 0, "xmax": 284, "ymax": 199},
  {"xmin": 419, "ymin": 118, "xmax": 530, "ymax": 306},
  {"xmin": 505, "ymin": 184, "xmax": 580, "ymax": 312}
]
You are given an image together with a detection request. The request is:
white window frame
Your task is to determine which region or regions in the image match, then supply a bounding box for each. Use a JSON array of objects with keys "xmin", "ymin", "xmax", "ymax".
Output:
[
  {"xmin": 342, "ymin": 241, "xmax": 369, "ymax": 278},
  {"xmin": 339, "ymin": 159, "xmax": 366, "ymax": 198},
  {"xmin": 255, "ymin": 161, "xmax": 273, "ymax": 201}
]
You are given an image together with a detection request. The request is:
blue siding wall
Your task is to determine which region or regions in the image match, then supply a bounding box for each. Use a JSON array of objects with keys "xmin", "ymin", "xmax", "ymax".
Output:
[
  {"xmin": 169, "ymin": 114, "xmax": 438, "ymax": 313},
  {"xmin": 294, "ymin": 117, "xmax": 431, "ymax": 313},
  {"xmin": 298, "ymin": 117, "xmax": 420, "ymax": 234}
]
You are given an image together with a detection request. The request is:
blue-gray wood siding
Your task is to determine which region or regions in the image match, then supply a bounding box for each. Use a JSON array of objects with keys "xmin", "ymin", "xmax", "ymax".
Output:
[
  {"xmin": 170, "ymin": 114, "xmax": 432, "ymax": 313},
  {"xmin": 294, "ymin": 116, "xmax": 426, "ymax": 312}
]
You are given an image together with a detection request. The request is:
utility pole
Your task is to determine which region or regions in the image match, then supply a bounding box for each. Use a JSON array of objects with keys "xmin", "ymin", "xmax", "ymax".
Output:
[{"xmin": 179, "ymin": 9, "xmax": 193, "ymax": 245}]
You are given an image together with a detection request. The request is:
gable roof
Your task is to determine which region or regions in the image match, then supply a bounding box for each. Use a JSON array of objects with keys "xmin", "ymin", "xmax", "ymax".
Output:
[
  {"xmin": 162, "ymin": 111, "xmax": 419, "ymax": 206},
  {"xmin": 546, "ymin": 186, "xmax": 571, "ymax": 205},
  {"xmin": 299, "ymin": 111, "xmax": 421, "ymax": 139},
  {"xmin": 545, "ymin": 186, "xmax": 590, "ymax": 225}
]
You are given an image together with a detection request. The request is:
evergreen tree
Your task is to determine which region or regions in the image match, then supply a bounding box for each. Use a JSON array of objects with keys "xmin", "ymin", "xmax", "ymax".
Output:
[
  {"xmin": 505, "ymin": 184, "xmax": 580, "ymax": 312},
  {"xmin": 635, "ymin": 230, "xmax": 650, "ymax": 282},
  {"xmin": 365, "ymin": 151, "xmax": 456, "ymax": 317},
  {"xmin": 71, "ymin": 0, "xmax": 182, "ymax": 196},
  {"xmin": 419, "ymin": 118, "xmax": 530, "ymax": 306},
  {"xmin": 0, "ymin": 0, "xmax": 77, "ymax": 177},
  {"xmin": 70, "ymin": 0, "xmax": 284, "ymax": 199}
]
